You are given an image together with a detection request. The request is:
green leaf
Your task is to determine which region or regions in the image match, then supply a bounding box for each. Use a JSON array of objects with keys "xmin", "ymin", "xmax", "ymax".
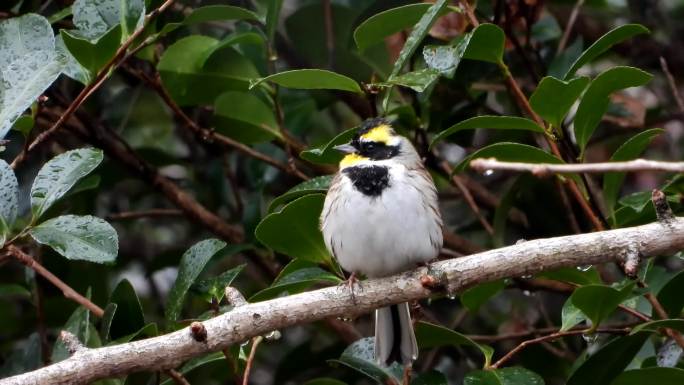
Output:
[
  {"xmin": 0, "ymin": 14, "xmax": 65, "ymax": 139},
  {"xmin": 213, "ymin": 91, "xmax": 280, "ymax": 144},
  {"xmin": 120, "ymin": 0, "xmax": 144, "ymax": 38},
  {"xmin": 255, "ymin": 194, "xmax": 332, "ymax": 265},
  {"xmin": 52, "ymin": 301, "xmax": 90, "ymax": 362},
  {"xmin": 462, "ymin": 23, "xmax": 506, "ymax": 64},
  {"xmin": 430, "ymin": 116, "xmax": 545, "ymax": 149},
  {"xmin": 612, "ymin": 367, "xmax": 684, "ymax": 385},
  {"xmin": 570, "ymin": 283, "xmax": 635, "ymax": 329},
  {"xmin": 268, "ymin": 175, "xmax": 333, "ymax": 213},
  {"xmin": 657, "ymin": 270, "xmax": 684, "ymax": 317},
  {"xmin": 630, "ymin": 319, "xmax": 684, "ymax": 334},
  {"xmin": 423, "ymin": 38, "xmax": 469, "ymax": 78},
  {"xmin": 72, "ymin": 0, "xmax": 122, "ymax": 40},
  {"xmin": 265, "ymin": 0, "xmax": 283, "ymax": 40},
  {"xmin": 55, "ymin": 34, "xmax": 90, "ymax": 85},
  {"xmin": 249, "ymin": 259, "xmax": 340, "ymax": 302},
  {"xmin": 107, "ymin": 279, "xmax": 145, "ymax": 341},
  {"xmin": 378, "ymin": 68, "xmax": 440, "ymax": 92},
  {"xmin": 29, "ymin": 215, "xmax": 119, "ymax": 263},
  {"xmin": 460, "ymin": 280, "xmax": 505, "ymax": 312},
  {"xmin": 354, "ymin": 4, "xmax": 453, "ymax": 52},
  {"xmin": 184, "ymin": 5, "xmax": 260, "ymax": 25},
  {"xmin": 573, "ymin": 66, "xmax": 652, "ymax": 153},
  {"xmin": 300, "ymin": 127, "xmax": 357, "ymax": 164},
  {"xmin": 563, "ymin": 24, "xmax": 649, "ymax": 80},
  {"xmin": 60, "ymin": 26, "xmax": 122, "ymax": 81},
  {"xmin": 539, "ymin": 266, "xmax": 601, "ymax": 285},
  {"xmin": 159, "ymin": 352, "xmax": 227, "ymax": 385},
  {"xmin": 388, "ymin": 0, "xmax": 448, "ymax": 80},
  {"xmin": 566, "ymin": 333, "xmax": 649, "ymax": 385},
  {"xmin": 165, "ymin": 239, "xmax": 227, "ymax": 322},
  {"xmin": 330, "ymin": 337, "xmax": 403, "ymax": 383},
  {"xmin": 158, "ymin": 36, "xmax": 259, "ymax": 106},
  {"xmin": 0, "ymin": 159, "xmax": 18, "ymax": 244},
  {"xmin": 453, "ymin": 142, "xmax": 565, "ymax": 174},
  {"xmin": 30, "ymin": 148, "xmax": 104, "ymax": 219},
  {"xmin": 464, "ymin": 367, "xmax": 545, "ymax": 385},
  {"xmin": 530, "ymin": 76, "xmax": 590, "ymax": 128},
  {"xmin": 415, "ymin": 322, "xmax": 494, "ymax": 366},
  {"xmin": 251, "ymin": 69, "xmax": 363, "ymax": 94},
  {"xmin": 412, "ymin": 370, "xmax": 448, "ymax": 385},
  {"xmin": 191, "ymin": 264, "xmax": 245, "ymax": 303},
  {"xmin": 603, "ymin": 129, "xmax": 663, "ymax": 218},
  {"xmin": 99, "ymin": 303, "xmax": 117, "ymax": 342},
  {"xmin": 561, "ymin": 298, "xmax": 587, "ymax": 332},
  {"xmin": 0, "ymin": 284, "xmax": 31, "ymax": 299}
]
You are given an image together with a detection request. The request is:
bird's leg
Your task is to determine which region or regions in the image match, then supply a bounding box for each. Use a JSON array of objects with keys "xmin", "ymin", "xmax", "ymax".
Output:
[
  {"xmin": 341, "ymin": 271, "xmax": 360, "ymax": 304},
  {"xmin": 402, "ymin": 364, "xmax": 413, "ymax": 385}
]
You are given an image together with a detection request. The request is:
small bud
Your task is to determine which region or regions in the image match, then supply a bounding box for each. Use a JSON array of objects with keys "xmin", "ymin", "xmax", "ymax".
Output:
[{"xmin": 190, "ymin": 322, "xmax": 207, "ymax": 342}]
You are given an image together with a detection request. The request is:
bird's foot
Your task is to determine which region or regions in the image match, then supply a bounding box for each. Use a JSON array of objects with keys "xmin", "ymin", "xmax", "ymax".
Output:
[
  {"xmin": 341, "ymin": 272, "xmax": 360, "ymax": 304},
  {"xmin": 402, "ymin": 363, "xmax": 413, "ymax": 385}
]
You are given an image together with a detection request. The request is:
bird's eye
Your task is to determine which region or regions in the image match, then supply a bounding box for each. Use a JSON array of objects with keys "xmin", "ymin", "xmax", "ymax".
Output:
[{"xmin": 365, "ymin": 142, "xmax": 376, "ymax": 152}]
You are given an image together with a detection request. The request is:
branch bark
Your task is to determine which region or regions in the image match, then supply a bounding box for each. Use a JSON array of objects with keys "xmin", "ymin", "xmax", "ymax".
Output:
[
  {"xmin": 2, "ymin": 218, "xmax": 684, "ymax": 385},
  {"xmin": 470, "ymin": 158, "xmax": 684, "ymax": 175}
]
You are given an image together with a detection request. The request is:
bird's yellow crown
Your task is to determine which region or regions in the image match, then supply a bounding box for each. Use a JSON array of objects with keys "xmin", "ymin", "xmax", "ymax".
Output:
[{"xmin": 360, "ymin": 124, "xmax": 393, "ymax": 144}]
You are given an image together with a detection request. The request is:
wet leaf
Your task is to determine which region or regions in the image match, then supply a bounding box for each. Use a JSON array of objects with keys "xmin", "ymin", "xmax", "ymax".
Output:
[{"xmin": 0, "ymin": 159, "xmax": 18, "ymax": 244}]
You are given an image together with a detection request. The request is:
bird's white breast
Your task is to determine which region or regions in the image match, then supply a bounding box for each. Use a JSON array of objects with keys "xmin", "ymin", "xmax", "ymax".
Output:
[{"xmin": 321, "ymin": 163, "xmax": 442, "ymax": 278}]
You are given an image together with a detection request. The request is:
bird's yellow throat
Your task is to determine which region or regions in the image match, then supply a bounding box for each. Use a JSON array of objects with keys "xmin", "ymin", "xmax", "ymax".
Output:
[{"xmin": 340, "ymin": 153, "xmax": 367, "ymax": 168}]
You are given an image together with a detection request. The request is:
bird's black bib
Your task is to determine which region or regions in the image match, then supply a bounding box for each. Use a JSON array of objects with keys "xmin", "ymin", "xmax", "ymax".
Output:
[{"xmin": 343, "ymin": 165, "xmax": 390, "ymax": 196}]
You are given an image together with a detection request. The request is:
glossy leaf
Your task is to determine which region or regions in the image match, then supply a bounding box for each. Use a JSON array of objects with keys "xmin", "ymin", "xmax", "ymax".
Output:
[
  {"xmin": 570, "ymin": 283, "xmax": 634, "ymax": 328},
  {"xmin": 55, "ymin": 34, "xmax": 90, "ymax": 85},
  {"xmin": 265, "ymin": 0, "xmax": 283, "ymax": 40},
  {"xmin": 0, "ymin": 159, "xmax": 18, "ymax": 244},
  {"xmin": 107, "ymin": 279, "xmax": 145, "ymax": 340},
  {"xmin": 530, "ymin": 76, "xmax": 590, "ymax": 128},
  {"xmin": 31, "ymin": 148, "xmax": 104, "ymax": 219},
  {"xmin": 191, "ymin": 264, "xmax": 245, "ymax": 303},
  {"xmin": 460, "ymin": 280, "xmax": 505, "ymax": 312},
  {"xmin": 389, "ymin": 0, "xmax": 449, "ymax": 79},
  {"xmin": 251, "ymin": 69, "xmax": 363, "ymax": 94},
  {"xmin": 99, "ymin": 303, "xmax": 117, "ymax": 342},
  {"xmin": 29, "ymin": 215, "xmax": 119, "ymax": 263},
  {"xmin": 453, "ymin": 142, "xmax": 565, "ymax": 174},
  {"xmin": 60, "ymin": 26, "xmax": 121, "ymax": 81},
  {"xmin": 630, "ymin": 319, "xmax": 684, "ymax": 334},
  {"xmin": 566, "ymin": 333, "xmax": 649, "ymax": 385},
  {"xmin": 462, "ymin": 23, "xmax": 506, "ymax": 64},
  {"xmin": 158, "ymin": 36, "xmax": 259, "ymax": 106},
  {"xmin": 72, "ymin": 0, "xmax": 122, "ymax": 40},
  {"xmin": 353, "ymin": 3, "xmax": 455, "ymax": 52},
  {"xmin": 52, "ymin": 302, "xmax": 90, "ymax": 362},
  {"xmin": 250, "ymin": 259, "xmax": 340, "ymax": 302},
  {"xmin": 573, "ymin": 66, "xmax": 652, "ymax": 153},
  {"xmin": 268, "ymin": 175, "xmax": 333, "ymax": 213},
  {"xmin": 0, "ymin": 14, "xmax": 65, "ymax": 139},
  {"xmin": 213, "ymin": 91, "xmax": 281, "ymax": 144},
  {"xmin": 612, "ymin": 367, "xmax": 684, "ymax": 384},
  {"xmin": 330, "ymin": 337, "xmax": 403, "ymax": 383},
  {"xmin": 564, "ymin": 24, "xmax": 649, "ymax": 80},
  {"xmin": 165, "ymin": 239, "xmax": 227, "ymax": 322},
  {"xmin": 657, "ymin": 270, "xmax": 684, "ymax": 317},
  {"xmin": 416, "ymin": 322, "xmax": 494, "ymax": 365},
  {"xmin": 379, "ymin": 68, "xmax": 440, "ymax": 92},
  {"xmin": 120, "ymin": 0, "xmax": 144, "ymax": 38},
  {"xmin": 255, "ymin": 194, "xmax": 332, "ymax": 265},
  {"xmin": 539, "ymin": 267, "xmax": 602, "ymax": 286},
  {"xmin": 561, "ymin": 298, "xmax": 587, "ymax": 331},
  {"xmin": 603, "ymin": 128, "xmax": 663, "ymax": 218},
  {"xmin": 431, "ymin": 116, "xmax": 545, "ymax": 149},
  {"xmin": 464, "ymin": 367, "xmax": 545, "ymax": 385},
  {"xmin": 300, "ymin": 127, "xmax": 356, "ymax": 164}
]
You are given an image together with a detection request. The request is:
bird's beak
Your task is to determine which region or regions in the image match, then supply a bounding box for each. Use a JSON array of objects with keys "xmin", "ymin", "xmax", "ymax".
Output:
[{"xmin": 333, "ymin": 143, "xmax": 356, "ymax": 154}]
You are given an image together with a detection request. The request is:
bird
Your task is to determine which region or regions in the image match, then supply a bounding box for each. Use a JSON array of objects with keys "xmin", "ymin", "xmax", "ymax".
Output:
[{"xmin": 320, "ymin": 117, "xmax": 443, "ymax": 366}]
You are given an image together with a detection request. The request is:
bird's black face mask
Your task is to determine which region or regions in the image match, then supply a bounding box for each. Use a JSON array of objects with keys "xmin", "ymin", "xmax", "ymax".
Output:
[{"xmin": 333, "ymin": 118, "xmax": 400, "ymax": 160}]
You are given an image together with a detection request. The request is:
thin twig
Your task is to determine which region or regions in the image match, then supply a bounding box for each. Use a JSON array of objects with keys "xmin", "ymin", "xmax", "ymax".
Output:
[
  {"xmin": 440, "ymin": 161, "xmax": 494, "ymax": 235},
  {"xmin": 471, "ymin": 158, "xmax": 684, "ymax": 175},
  {"xmin": 490, "ymin": 327, "xmax": 631, "ymax": 368},
  {"xmin": 638, "ymin": 280, "xmax": 684, "ymax": 350},
  {"xmin": 165, "ymin": 369, "xmax": 191, "ymax": 385},
  {"xmin": 659, "ymin": 57, "xmax": 684, "ymax": 113},
  {"xmin": 7, "ymin": 246, "xmax": 104, "ymax": 317},
  {"xmin": 242, "ymin": 336, "xmax": 263, "ymax": 385},
  {"xmin": 557, "ymin": 0, "xmax": 585, "ymax": 52},
  {"xmin": 10, "ymin": 0, "xmax": 177, "ymax": 170},
  {"xmin": 106, "ymin": 209, "xmax": 184, "ymax": 221}
]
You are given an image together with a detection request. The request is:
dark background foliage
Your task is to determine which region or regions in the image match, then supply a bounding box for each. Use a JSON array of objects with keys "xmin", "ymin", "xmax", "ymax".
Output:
[{"xmin": 1, "ymin": 0, "xmax": 684, "ymax": 384}]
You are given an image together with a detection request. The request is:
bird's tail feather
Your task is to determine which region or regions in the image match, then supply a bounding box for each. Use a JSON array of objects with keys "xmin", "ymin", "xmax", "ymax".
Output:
[{"xmin": 374, "ymin": 303, "xmax": 418, "ymax": 365}]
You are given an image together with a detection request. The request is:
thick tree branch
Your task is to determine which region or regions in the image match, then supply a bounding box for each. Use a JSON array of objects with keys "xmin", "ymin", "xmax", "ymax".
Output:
[
  {"xmin": 2, "ymin": 218, "xmax": 684, "ymax": 385},
  {"xmin": 471, "ymin": 158, "xmax": 684, "ymax": 175}
]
